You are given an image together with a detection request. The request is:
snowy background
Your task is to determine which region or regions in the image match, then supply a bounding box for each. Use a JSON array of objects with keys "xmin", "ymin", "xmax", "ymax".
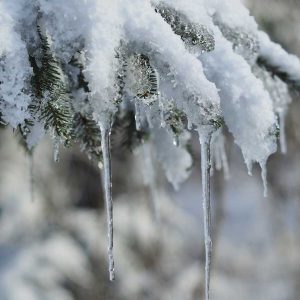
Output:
[{"xmin": 1, "ymin": 0, "xmax": 300, "ymax": 299}]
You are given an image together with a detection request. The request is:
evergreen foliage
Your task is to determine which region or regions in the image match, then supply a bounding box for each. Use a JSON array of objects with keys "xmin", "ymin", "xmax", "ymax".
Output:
[
  {"xmin": 155, "ymin": 4, "xmax": 215, "ymax": 52},
  {"xmin": 29, "ymin": 24, "xmax": 74, "ymax": 145}
]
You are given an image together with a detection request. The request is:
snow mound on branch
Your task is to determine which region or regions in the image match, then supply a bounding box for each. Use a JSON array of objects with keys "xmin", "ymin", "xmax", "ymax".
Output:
[{"xmin": 0, "ymin": 1, "xmax": 32, "ymax": 127}]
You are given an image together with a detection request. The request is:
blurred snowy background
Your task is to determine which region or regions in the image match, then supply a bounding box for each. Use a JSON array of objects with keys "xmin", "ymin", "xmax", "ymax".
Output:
[{"xmin": 1, "ymin": 1, "xmax": 300, "ymax": 299}]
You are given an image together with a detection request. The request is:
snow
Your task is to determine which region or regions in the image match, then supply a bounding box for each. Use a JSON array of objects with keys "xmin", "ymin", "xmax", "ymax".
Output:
[
  {"xmin": 0, "ymin": 1, "xmax": 32, "ymax": 127},
  {"xmin": 258, "ymin": 31, "xmax": 300, "ymax": 85},
  {"xmin": 253, "ymin": 65, "xmax": 292, "ymax": 154},
  {"xmin": 0, "ymin": 0, "xmax": 287, "ymax": 168}
]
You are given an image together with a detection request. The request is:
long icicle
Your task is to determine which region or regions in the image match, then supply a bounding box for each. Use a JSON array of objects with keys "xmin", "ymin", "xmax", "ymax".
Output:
[
  {"xmin": 99, "ymin": 119, "xmax": 115, "ymax": 281},
  {"xmin": 199, "ymin": 128, "xmax": 213, "ymax": 300}
]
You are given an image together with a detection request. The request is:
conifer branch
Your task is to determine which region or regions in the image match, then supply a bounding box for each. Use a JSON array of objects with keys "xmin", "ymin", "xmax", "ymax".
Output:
[
  {"xmin": 29, "ymin": 23, "xmax": 74, "ymax": 144},
  {"xmin": 155, "ymin": 4, "xmax": 215, "ymax": 52}
]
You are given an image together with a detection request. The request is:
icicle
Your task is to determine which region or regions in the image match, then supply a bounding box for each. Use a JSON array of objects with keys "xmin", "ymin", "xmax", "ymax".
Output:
[
  {"xmin": 99, "ymin": 118, "xmax": 115, "ymax": 281},
  {"xmin": 198, "ymin": 126, "xmax": 214, "ymax": 300},
  {"xmin": 135, "ymin": 100, "xmax": 142, "ymax": 131},
  {"xmin": 279, "ymin": 110, "xmax": 287, "ymax": 154},
  {"xmin": 53, "ymin": 136, "xmax": 60, "ymax": 162},
  {"xmin": 28, "ymin": 153, "xmax": 35, "ymax": 202},
  {"xmin": 260, "ymin": 161, "xmax": 268, "ymax": 198}
]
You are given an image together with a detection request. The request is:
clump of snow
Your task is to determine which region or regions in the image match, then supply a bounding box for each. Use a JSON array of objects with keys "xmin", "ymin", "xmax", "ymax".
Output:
[{"xmin": 0, "ymin": 1, "xmax": 32, "ymax": 127}]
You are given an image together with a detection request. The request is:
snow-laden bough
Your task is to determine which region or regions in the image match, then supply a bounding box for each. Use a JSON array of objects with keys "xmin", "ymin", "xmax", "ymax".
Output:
[{"xmin": 1, "ymin": 0, "xmax": 300, "ymax": 298}]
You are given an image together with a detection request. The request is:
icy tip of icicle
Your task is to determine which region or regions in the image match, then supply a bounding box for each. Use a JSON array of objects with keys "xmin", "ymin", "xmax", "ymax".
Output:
[
  {"xmin": 260, "ymin": 161, "xmax": 268, "ymax": 198},
  {"xmin": 109, "ymin": 265, "xmax": 115, "ymax": 281}
]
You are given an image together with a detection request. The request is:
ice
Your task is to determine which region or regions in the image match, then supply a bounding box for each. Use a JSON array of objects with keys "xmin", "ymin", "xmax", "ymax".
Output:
[
  {"xmin": 99, "ymin": 119, "xmax": 115, "ymax": 281},
  {"xmin": 198, "ymin": 126, "xmax": 214, "ymax": 300}
]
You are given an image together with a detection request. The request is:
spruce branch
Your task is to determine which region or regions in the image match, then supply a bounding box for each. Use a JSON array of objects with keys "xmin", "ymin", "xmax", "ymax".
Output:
[
  {"xmin": 130, "ymin": 54, "xmax": 159, "ymax": 102},
  {"xmin": 28, "ymin": 24, "xmax": 74, "ymax": 144},
  {"xmin": 215, "ymin": 22, "xmax": 259, "ymax": 64},
  {"xmin": 155, "ymin": 4, "xmax": 215, "ymax": 52}
]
